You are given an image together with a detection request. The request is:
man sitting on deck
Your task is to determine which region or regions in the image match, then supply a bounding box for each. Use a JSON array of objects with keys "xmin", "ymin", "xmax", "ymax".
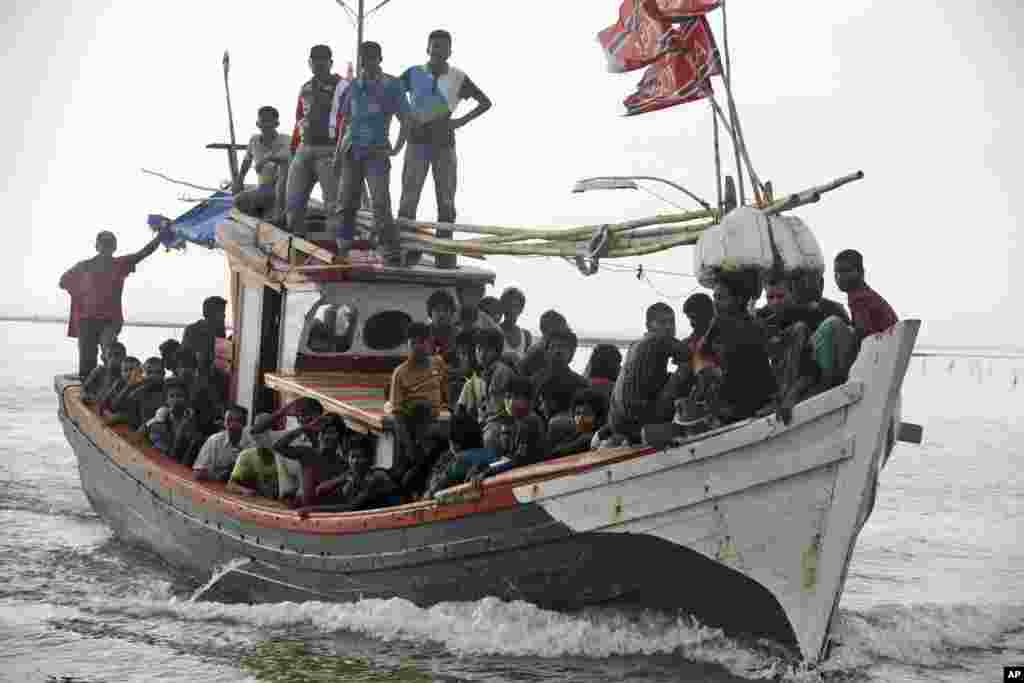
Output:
[
  {"xmin": 234, "ymin": 106, "xmax": 291, "ymax": 223},
  {"xmin": 82, "ymin": 341, "xmax": 126, "ymax": 403},
  {"xmin": 529, "ymin": 328, "xmax": 589, "ymax": 416},
  {"xmin": 608, "ymin": 303, "xmax": 689, "ymax": 444},
  {"xmin": 459, "ymin": 328, "xmax": 516, "ymax": 451},
  {"xmin": 250, "ymin": 397, "xmax": 325, "ymax": 504},
  {"xmin": 758, "ymin": 271, "xmax": 851, "ymax": 424},
  {"xmin": 182, "ymin": 296, "xmax": 227, "ymax": 372},
  {"xmin": 192, "ymin": 405, "xmax": 253, "ymax": 482},
  {"xmin": 425, "ymin": 289, "xmax": 457, "ymax": 361},
  {"xmin": 106, "ymin": 357, "xmax": 165, "ymax": 428},
  {"xmin": 298, "ymin": 433, "xmax": 398, "ymax": 515},
  {"xmin": 226, "ymin": 444, "xmax": 280, "ymax": 499},
  {"xmin": 97, "ymin": 355, "xmax": 142, "ymax": 419},
  {"xmin": 498, "ymin": 287, "xmax": 532, "ymax": 361},
  {"xmin": 273, "ymin": 414, "xmax": 352, "ymax": 507},
  {"xmin": 389, "ymin": 322, "xmax": 448, "ymax": 495},
  {"xmin": 454, "ymin": 281, "xmax": 500, "ymax": 336},
  {"xmin": 550, "ymin": 388, "xmax": 609, "ymax": 458},
  {"xmin": 145, "ymin": 378, "xmax": 200, "ymax": 461},
  {"xmin": 706, "ymin": 274, "xmax": 778, "ymax": 424},
  {"xmin": 473, "ymin": 376, "xmax": 548, "ymax": 479},
  {"xmin": 834, "ymin": 249, "xmax": 899, "ymax": 340},
  {"xmin": 516, "ymin": 309, "xmax": 570, "ymax": 378}
]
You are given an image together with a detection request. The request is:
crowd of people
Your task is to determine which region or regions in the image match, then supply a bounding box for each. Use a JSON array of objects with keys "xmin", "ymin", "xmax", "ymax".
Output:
[
  {"xmin": 72, "ymin": 246, "xmax": 897, "ymax": 515},
  {"xmin": 234, "ymin": 31, "xmax": 492, "ymax": 268},
  {"xmin": 58, "ymin": 27, "xmax": 899, "ymax": 513}
]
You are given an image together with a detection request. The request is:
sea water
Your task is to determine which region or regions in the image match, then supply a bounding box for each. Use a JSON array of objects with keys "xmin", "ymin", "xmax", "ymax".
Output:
[{"xmin": 0, "ymin": 321, "xmax": 1021, "ymax": 682}]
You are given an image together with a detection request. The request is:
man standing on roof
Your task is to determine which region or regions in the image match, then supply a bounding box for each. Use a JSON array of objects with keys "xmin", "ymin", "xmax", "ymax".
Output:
[
  {"xmin": 285, "ymin": 44, "xmax": 350, "ymax": 237},
  {"xmin": 333, "ymin": 41, "xmax": 410, "ymax": 266},
  {"xmin": 59, "ymin": 229, "xmax": 168, "ymax": 380},
  {"xmin": 399, "ymin": 29, "xmax": 492, "ymax": 269}
]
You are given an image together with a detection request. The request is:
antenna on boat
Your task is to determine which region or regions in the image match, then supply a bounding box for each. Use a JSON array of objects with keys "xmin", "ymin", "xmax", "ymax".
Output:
[{"xmin": 220, "ymin": 51, "xmax": 242, "ymax": 194}]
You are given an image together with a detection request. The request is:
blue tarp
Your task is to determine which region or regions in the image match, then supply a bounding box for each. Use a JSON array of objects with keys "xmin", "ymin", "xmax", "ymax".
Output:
[{"xmin": 148, "ymin": 191, "xmax": 233, "ymax": 249}]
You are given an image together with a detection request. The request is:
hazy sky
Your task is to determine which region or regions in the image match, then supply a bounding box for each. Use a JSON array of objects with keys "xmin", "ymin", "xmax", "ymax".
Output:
[{"xmin": 3, "ymin": 0, "xmax": 1021, "ymax": 345}]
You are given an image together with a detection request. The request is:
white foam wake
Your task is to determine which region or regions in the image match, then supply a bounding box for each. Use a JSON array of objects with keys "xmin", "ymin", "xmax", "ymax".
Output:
[{"xmin": 69, "ymin": 596, "xmax": 1024, "ymax": 682}]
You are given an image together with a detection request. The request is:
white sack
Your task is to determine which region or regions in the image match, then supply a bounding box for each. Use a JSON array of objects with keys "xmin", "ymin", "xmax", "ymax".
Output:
[{"xmin": 693, "ymin": 207, "xmax": 824, "ymax": 287}]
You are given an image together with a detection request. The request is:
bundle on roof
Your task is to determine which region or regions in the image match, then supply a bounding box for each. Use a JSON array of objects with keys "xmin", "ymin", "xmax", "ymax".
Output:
[{"xmin": 693, "ymin": 206, "xmax": 824, "ymax": 288}]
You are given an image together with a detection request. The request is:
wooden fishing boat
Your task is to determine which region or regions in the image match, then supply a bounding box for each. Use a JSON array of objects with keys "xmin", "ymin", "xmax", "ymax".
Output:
[
  {"xmin": 54, "ymin": 0, "xmax": 923, "ymax": 662},
  {"xmin": 56, "ymin": 206, "xmax": 919, "ymax": 664}
]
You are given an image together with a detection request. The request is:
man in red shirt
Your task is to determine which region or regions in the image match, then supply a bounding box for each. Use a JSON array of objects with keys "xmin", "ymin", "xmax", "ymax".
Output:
[
  {"xmin": 59, "ymin": 229, "xmax": 166, "ymax": 379},
  {"xmin": 834, "ymin": 249, "xmax": 899, "ymax": 339}
]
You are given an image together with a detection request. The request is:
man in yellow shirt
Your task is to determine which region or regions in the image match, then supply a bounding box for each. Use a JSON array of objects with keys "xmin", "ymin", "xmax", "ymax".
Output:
[
  {"xmin": 389, "ymin": 321, "xmax": 447, "ymax": 496},
  {"xmin": 226, "ymin": 446, "xmax": 280, "ymax": 498}
]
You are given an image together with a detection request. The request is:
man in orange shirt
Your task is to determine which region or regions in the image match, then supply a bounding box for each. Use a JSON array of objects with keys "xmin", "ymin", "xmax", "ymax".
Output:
[{"xmin": 389, "ymin": 321, "xmax": 448, "ymax": 496}]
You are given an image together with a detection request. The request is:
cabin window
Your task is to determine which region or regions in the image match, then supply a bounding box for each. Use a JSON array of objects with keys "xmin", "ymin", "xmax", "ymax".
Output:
[
  {"xmin": 363, "ymin": 310, "xmax": 412, "ymax": 351},
  {"xmin": 303, "ymin": 302, "xmax": 359, "ymax": 353}
]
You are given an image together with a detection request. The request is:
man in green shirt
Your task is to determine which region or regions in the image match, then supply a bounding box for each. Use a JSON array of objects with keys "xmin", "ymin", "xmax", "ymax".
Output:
[{"xmin": 227, "ymin": 446, "xmax": 280, "ymax": 498}]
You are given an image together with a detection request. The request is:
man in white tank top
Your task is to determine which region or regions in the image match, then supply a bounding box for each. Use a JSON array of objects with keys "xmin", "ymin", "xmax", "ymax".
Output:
[{"xmin": 398, "ymin": 29, "xmax": 492, "ymax": 268}]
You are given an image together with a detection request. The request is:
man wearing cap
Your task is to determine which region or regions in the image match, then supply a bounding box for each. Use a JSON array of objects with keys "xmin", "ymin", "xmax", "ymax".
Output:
[
  {"xmin": 332, "ymin": 41, "xmax": 410, "ymax": 266},
  {"xmin": 285, "ymin": 44, "xmax": 350, "ymax": 236},
  {"xmin": 59, "ymin": 229, "xmax": 167, "ymax": 379},
  {"xmin": 235, "ymin": 106, "xmax": 291, "ymax": 222}
]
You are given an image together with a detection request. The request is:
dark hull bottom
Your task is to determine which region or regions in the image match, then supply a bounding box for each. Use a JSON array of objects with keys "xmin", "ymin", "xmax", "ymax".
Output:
[{"xmin": 63, "ymin": 412, "xmax": 796, "ymax": 651}]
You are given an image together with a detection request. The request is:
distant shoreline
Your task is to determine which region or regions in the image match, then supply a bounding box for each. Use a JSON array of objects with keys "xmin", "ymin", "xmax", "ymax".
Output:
[{"xmin": 2, "ymin": 316, "xmax": 1021, "ymax": 357}]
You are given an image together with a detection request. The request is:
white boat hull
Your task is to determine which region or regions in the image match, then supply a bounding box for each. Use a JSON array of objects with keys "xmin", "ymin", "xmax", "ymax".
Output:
[{"xmin": 514, "ymin": 320, "xmax": 919, "ymax": 662}]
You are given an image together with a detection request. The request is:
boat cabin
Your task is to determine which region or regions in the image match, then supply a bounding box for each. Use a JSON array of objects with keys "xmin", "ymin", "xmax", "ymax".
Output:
[{"xmin": 217, "ymin": 210, "xmax": 494, "ymax": 467}]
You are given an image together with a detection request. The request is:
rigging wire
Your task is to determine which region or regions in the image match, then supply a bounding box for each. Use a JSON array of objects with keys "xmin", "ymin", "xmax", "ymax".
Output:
[
  {"xmin": 637, "ymin": 186, "xmax": 690, "ymax": 211},
  {"xmin": 366, "ymin": 0, "xmax": 397, "ymax": 16}
]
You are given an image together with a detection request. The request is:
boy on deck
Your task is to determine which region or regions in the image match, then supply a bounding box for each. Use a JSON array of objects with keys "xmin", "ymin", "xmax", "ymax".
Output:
[{"xmin": 834, "ymin": 249, "xmax": 898, "ymax": 339}]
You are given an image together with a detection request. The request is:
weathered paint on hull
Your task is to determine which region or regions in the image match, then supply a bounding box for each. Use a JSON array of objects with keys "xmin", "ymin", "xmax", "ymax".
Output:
[{"xmin": 58, "ymin": 396, "xmax": 799, "ymax": 650}]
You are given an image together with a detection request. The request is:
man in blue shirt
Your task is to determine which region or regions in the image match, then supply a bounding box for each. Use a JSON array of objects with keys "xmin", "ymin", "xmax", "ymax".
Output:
[
  {"xmin": 399, "ymin": 30, "xmax": 491, "ymax": 269},
  {"xmin": 333, "ymin": 41, "xmax": 410, "ymax": 266}
]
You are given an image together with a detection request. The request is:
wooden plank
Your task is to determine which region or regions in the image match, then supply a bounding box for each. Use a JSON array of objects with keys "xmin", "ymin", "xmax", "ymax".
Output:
[{"xmin": 229, "ymin": 209, "xmax": 334, "ymax": 263}]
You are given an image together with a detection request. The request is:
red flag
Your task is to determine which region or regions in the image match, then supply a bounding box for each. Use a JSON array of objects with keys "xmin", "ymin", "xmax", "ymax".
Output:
[
  {"xmin": 598, "ymin": 0, "xmax": 680, "ymax": 73},
  {"xmin": 623, "ymin": 16, "xmax": 721, "ymax": 116},
  {"xmin": 654, "ymin": 0, "xmax": 721, "ymax": 19}
]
